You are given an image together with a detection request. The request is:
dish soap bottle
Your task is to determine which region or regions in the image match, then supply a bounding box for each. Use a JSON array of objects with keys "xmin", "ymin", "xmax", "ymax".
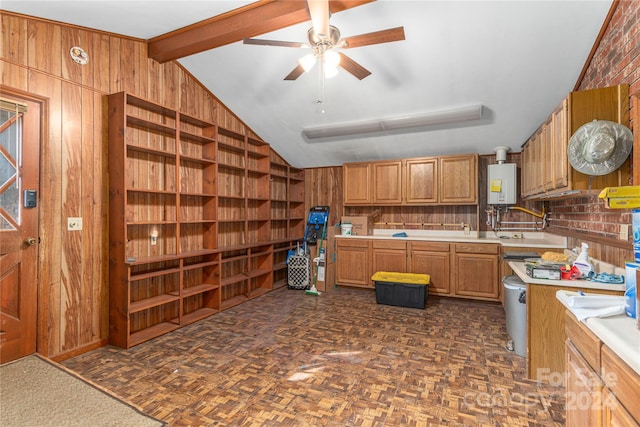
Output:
[{"xmin": 573, "ymin": 243, "xmax": 593, "ymax": 277}]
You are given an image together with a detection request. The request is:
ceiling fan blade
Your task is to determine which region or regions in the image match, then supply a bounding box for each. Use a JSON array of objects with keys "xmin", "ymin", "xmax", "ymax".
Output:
[
  {"xmin": 341, "ymin": 26, "xmax": 406, "ymax": 49},
  {"xmin": 243, "ymin": 38, "xmax": 307, "ymax": 48},
  {"xmin": 338, "ymin": 53, "xmax": 371, "ymax": 80},
  {"xmin": 307, "ymin": 0, "xmax": 330, "ymax": 40},
  {"xmin": 284, "ymin": 64, "xmax": 306, "ymax": 81}
]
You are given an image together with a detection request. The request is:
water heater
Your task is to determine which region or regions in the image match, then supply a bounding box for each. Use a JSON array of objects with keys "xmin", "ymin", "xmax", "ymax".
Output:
[{"xmin": 488, "ymin": 146, "xmax": 517, "ymax": 205}]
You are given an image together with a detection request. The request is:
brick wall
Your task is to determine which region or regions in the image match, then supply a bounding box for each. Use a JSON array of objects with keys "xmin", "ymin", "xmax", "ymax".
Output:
[
  {"xmin": 577, "ymin": 0, "xmax": 640, "ymax": 95},
  {"xmin": 547, "ymin": 0, "xmax": 638, "ymax": 264}
]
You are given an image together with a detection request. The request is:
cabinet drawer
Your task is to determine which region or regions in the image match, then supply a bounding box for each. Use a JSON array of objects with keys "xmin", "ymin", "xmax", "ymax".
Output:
[
  {"xmin": 565, "ymin": 312, "xmax": 601, "ymax": 371},
  {"xmin": 410, "ymin": 242, "xmax": 450, "ymax": 252},
  {"xmin": 601, "ymin": 345, "xmax": 640, "ymax": 423},
  {"xmin": 337, "ymin": 238, "xmax": 370, "ymax": 248},
  {"xmin": 455, "ymin": 243, "xmax": 499, "ymax": 255},
  {"xmin": 372, "ymin": 240, "xmax": 406, "ymax": 250}
]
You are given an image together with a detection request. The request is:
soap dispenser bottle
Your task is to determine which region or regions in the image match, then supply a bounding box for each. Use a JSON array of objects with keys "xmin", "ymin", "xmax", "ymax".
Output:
[{"xmin": 573, "ymin": 243, "xmax": 593, "ymax": 277}]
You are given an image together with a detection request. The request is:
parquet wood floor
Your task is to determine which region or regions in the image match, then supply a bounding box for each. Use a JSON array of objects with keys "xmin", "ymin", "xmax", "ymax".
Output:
[{"xmin": 63, "ymin": 287, "xmax": 564, "ymax": 426}]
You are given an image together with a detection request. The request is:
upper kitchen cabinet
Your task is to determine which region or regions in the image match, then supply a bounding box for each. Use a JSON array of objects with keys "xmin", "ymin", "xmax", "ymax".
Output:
[
  {"xmin": 373, "ymin": 161, "xmax": 403, "ymax": 204},
  {"xmin": 522, "ymin": 84, "xmax": 630, "ymax": 200},
  {"xmin": 343, "ymin": 154, "xmax": 477, "ymax": 206},
  {"xmin": 439, "ymin": 154, "xmax": 478, "ymax": 204},
  {"xmin": 405, "ymin": 158, "xmax": 438, "ymax": 204},
  {"xmin": 343, "ymin": 162, "xmax": 373, "ymax": 204}
]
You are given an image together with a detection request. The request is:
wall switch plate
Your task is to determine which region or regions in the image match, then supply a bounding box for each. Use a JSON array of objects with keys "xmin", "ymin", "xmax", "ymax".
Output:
[
  {"xmin": 619, "ymin": 224, "xmax": 629, "ymax": 240},
  {"xmin": 67, "ymin": 217, "xmax": 82, "ymax": 231}
]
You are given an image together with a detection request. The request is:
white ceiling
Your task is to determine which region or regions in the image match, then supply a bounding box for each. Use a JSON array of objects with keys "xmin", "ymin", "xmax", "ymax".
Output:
[{"xmin": 1, "ymin": 1, "xmax": 613, "ymax": 168}]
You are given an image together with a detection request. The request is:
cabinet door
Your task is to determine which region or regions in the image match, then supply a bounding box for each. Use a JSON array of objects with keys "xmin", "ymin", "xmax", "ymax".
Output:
[
  {"xmin": 343, "ymin": 163, "xmax": 372, "ymax": 205},
  {"xmin": 551, "ymin": 100, "xmax": 569, "ymax": 190},
  {"xmin": 405, "ymin": 158, "xmax": 437, "ymax": 204},
  {"xmin": 542, "ymin": 121, "xmax": 554, "ymax": 191},
  {"xmin": 409, "ymin": 243, "xmax": 451, "ymax": 295},
  {"xmin": 336, "ymin": 240, "xmax": 371, "ymax": 287},
  {"xmin": 372, "ymin": 161, "xmax": 403, "ymax": 204},
  {"xmin": 439, "ymin": 155, "xmax": 477, "ymax": 204},
  {"xmin": 453, "ymin": 245, "xmax": 499, "ymax": 300},
  {"xmin": 532, "ymin": 129, "xmax": 545, "ymax": 195},
  {"xmin": 521, "ymin": 141, "xmax": 531, "ymax": 198},
  {"xmin": 371, "ymin": 240, "xmax": 406, "ymax": 276},
  {"xmin": 566, "ymin": 341, "xmax": 603, "ymax": 427},
  {"xmin": 602, "ymin": 388, "xmax": 637, "ymax": 427}
]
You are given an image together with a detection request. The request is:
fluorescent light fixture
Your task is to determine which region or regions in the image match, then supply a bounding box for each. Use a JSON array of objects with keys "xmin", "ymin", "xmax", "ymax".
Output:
[{"xmin": 303, "ymin": 104, "xmax": 483, "ymax": 140}]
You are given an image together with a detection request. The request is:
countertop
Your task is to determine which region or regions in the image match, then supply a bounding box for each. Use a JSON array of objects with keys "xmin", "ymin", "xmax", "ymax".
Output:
[
  {"xmin": 557, "ymin": 290, "xmax": 640, "ymax": 376},
  {"xmin": 508, "ymin": 261, "xmax": 626, "ymax": 292},
  {"xmin": 335, "ymin": 230, "xmax": 567, "ymax": 249}
]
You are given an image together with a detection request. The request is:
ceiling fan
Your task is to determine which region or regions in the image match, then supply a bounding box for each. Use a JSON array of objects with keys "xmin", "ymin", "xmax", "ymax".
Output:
[{"xmin": 243, "ymin": 0, "xmax": 405, "ymax": 81}]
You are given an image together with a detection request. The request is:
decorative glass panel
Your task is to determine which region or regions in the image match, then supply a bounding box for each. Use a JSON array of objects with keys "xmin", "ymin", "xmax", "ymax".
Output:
[{"xmin": 0, "ymin": 108, "xmax": 20, "ymax": 230}]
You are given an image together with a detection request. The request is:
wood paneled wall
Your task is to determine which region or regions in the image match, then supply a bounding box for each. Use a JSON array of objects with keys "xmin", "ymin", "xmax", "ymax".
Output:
[
  {"xmin": 0, "ymin": 12, "xmax": 260, "ymax": 359},
  {"xmin": 304, "ymin": 167, "xmax": 343, "ymax": 226}
]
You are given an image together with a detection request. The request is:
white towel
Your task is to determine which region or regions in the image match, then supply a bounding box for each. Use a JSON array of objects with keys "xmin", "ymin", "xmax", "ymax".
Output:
[
  {"xmin": 567, "ymin": 295, "xmax": 627, "ymax": 309},
  {"xmin": 571, "ymin": 305, "xmax": 627, "ymax": 322}
]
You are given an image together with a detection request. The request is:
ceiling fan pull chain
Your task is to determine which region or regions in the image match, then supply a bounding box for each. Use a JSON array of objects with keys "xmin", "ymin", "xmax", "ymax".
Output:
[{"xmin": 317, "ymin": 51, "xmax": 325, "ymax": 106}]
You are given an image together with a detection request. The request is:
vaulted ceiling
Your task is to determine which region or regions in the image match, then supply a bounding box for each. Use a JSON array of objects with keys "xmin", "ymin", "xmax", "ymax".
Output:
[{"xmin": 1, "ymin": 1, "xmax": 613, "ymax": 168}]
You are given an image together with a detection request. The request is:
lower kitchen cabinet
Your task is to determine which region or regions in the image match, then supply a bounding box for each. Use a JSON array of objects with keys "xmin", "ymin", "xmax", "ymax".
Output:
[
  {"xmin": 336, "ymin": 239, "xmax": 371, "ymax": 287},
  {"xmin": 565, "ymin": 312, "xmax": 640, "ymax": 426},
  {"xmin": 453, "ymin": 243, "xmax": 500, "ymax": 301},
  {"xmin": 371, "ymin": 240, "xmax": 407, "ymax": 275},
  {"xmin": 566, "ymin": 341, "xmax": 602, "ymax": 426},
  {"xmin": 335, "ymin": 238, "xmax": 500, "ymax": 302},
  {"xmin": 409, "ymin": 242, "xmax": 451, "ymax": 295}
]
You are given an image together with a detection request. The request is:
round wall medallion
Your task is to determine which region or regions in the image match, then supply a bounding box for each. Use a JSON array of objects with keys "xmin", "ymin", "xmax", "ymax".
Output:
[{"xmin": 70, "ymin": 46, "xmax": 89, "ymax": 65}]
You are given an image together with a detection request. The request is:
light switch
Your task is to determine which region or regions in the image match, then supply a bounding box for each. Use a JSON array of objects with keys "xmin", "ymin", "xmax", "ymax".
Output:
[
  {"xmin": 620, "ymin": 224, "xmax": 629, "ymax": 240},
  {"xmin": 67, "ymin": 217, "xmax": 83, "ymax": 231}
]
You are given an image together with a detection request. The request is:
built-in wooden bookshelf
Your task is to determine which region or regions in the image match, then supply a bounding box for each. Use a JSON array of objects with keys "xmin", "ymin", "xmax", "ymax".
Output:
[
  {"xmin": 109, "ymin": 92, "xmax": 302, "ymax": 348},
  {"xmin": 270, "ymin": 152, "xmax": 306, "ymax": 289}
]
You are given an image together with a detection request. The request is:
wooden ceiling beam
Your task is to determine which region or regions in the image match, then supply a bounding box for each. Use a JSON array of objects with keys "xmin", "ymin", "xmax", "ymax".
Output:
[{"xmin": 148, "ymin": 0, "xmax": 375, "ymax": 63}]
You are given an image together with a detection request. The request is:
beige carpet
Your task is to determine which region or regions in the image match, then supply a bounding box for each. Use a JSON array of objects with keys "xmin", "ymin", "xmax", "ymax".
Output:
[{"xmin": 0, "ymin": 354, "xmax": 165, "ymax": 427}]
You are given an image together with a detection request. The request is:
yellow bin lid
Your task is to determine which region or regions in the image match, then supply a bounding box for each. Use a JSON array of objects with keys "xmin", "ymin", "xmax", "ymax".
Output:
[{"xmin": 371, "ymin": 271, "xmax": 430, "ymax": 285}]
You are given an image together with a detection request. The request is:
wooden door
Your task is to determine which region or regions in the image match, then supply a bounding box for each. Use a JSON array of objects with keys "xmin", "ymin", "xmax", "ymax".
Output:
[
  {"xmin": 439, "ymin": 154, "xmax": 477, "ymax": 204},
  {"xmin": 405, "ymin": 158, "xmax": 437, "ymax": 204},
  {"xmin": 371, "ymin": 240, "xmax": 406, "ymax": 275},
  {"xmin": 453, "ymin": 253, "xmax": 499, "ymax": 300},
  {"xmin": 409, "ymin": 242, "xmax": 451, "ymax": 296},
  {"xmin": 453, "ymin": 244, "xmax": 499, "ymax": 301},
  {"xmin": 343, "ymin": 163, "xmax": 372, "ymax": 205},
  {"xmin": 521, "ymin": 142, "xmax": 531, "ymax": 197},
  {"xmin": 551, "ymin": 100, "xmax": 569, "ymax": 189},
  {"xmin": 0, "ymin": 95, "xmax": 41, "ymax": 363},
  {"xmin": 372, "ymin": 161, "xmax": 402, "ymax": 204},
  {"xmin": 542, "ymin": 121, "xmax": 554, "ymax": 191},
  {"xmin": 566, "ymin": 341, "xmax": 603, "ymax": 426},
  {"xmin": 335, "ymin": 239, "xmax": 371, "ymax": 287}
]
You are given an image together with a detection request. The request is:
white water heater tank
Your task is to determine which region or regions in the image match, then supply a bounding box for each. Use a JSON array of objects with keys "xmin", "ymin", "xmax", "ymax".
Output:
[{"xmin": 488, "ymin": 163, "xmax": 517, "ymax": 204}]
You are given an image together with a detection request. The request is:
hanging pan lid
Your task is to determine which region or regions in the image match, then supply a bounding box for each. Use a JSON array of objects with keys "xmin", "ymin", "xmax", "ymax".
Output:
[{"xmin": 568, "ymin": 120, "xmax": 633, "ymax": 176}]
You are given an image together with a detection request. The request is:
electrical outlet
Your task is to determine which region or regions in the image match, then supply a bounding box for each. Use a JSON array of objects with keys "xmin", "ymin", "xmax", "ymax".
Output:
[
  {"xmin": 67, "ymin": 217, "xmax": 82, "ymax": 231},
  {"xmin": 619, "ymin": 224, "xmax": 629, "ymax": 240}
]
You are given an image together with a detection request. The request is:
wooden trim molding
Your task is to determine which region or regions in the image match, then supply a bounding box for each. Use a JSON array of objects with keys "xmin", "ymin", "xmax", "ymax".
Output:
[{"xmin": 633, "ymin": 93, "xmax": 639, "ymax": 185}]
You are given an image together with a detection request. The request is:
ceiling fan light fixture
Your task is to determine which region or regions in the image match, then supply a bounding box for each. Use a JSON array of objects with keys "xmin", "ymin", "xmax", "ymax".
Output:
[
  {"xmin": 299, "ymin": 53, "xmax": 317, "ymax": 72},
  {"xmin": 324, "ymin": 50, "xmax": 340, "ymax": 68},
  {"xmin": 322, "ymin": 50, "xmax": 340, "ymax": 78},
  {"xmin": 324, "ymin": 65, "xmax": 339, "ymax": 79}
]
